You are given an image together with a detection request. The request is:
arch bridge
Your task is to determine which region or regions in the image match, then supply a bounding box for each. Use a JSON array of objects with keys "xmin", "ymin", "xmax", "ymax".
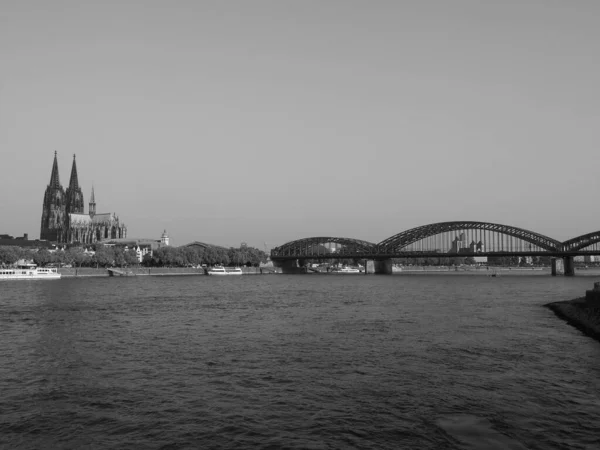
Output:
[{"xmin": 270, "ymin": 221, "xmax": 600, "ymax": 276}]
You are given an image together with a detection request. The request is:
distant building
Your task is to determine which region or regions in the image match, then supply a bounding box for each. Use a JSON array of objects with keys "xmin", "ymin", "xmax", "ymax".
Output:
[
  {"xmin": 450, "ymin": 233, "xmax": 484, "ymax": 254},
  {"xmin": 40, "ymin": 152, "xmax": 127, "ymax": 244},
  {"xmin": 102, "ymin": 231, "xmax": 170, "ymax": 262},
  {"xmin": 575, "ymin": 255, "xmax": 599, "ymax": 263},
  {"xmin": 0, "ymin": 233, "xmax": 53, "ymax": 249},
  {"xmin": 161, "ymin": 230, "xmax": 170, "ymax": 246}
]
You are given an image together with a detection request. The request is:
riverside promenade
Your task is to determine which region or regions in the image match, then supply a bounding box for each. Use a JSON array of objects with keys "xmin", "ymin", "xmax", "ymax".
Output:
[{"xmin": 58, "ymin": 267, "xmax": 280, "ymax": 277}]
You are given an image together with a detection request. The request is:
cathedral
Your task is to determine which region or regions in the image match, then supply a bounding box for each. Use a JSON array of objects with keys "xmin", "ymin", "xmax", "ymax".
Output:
[{"xmin": 40, "ymin": 152, "xmax": 127, "ymax": 244}]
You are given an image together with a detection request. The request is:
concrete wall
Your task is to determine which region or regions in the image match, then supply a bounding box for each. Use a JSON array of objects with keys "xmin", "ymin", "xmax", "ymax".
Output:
[
  {"xmin": 59, "ymin": 267, "xmax": 205, "ymax": 277},
  {"xmin": 59, "ymin": 266, "xmax": 278, "ymax": 277}
]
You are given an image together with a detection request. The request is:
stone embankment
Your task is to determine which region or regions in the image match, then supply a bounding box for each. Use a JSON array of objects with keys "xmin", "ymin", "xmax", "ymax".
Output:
[
  {"xmin": 59, "ymin": 267, "xmax": 280, "ymax": 277},
  {"xmin": 546, "ymin": 282, "xmax": 600, "ymax": 341}
]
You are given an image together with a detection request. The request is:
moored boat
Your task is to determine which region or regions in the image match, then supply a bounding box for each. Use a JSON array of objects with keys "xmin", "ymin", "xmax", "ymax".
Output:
[
  {"xmin": 331, "ymin": 266, "xmax": 361, "ymax": 274},
  {"xmin": 207, "ymin": 266, "xmax": 243, "ymax": 276},
  {"xmin": 0, "ymin": 263, "xmax": 61, "ymax": 280}
]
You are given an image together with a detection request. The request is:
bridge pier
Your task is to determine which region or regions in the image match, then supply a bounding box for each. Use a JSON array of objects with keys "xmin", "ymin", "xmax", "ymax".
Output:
[
  {"xmin": 564, "ymin": 256, "xmax": 575, "ymax": 276},
  {"xmin": 364, "ymin": 259, "xmax": 393, "ymax": 274},
  {"xmin": 375, "ymin": 259, "xmax": 393, "ymax": 274},
  {"xmin": 272, "ymin": 259, "xmax": 307, "ymax": 274},
  {"xmin": 551, "ymin": 257, "xmax": 575, "ymax": 276},
  {"xmin": 551, "ymin": 257, "xmax": 563, "ymax": 276}
]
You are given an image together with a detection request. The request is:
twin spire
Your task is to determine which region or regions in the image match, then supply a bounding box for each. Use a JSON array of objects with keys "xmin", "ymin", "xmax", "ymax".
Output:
[
  {"xmin": 48, "ymin": 152, "xmax": 95, "ymax": 213},
  {"xmin": 49, "ymin": 151, "xmax": 61, "ymax": 189},
  {"xmin": 68, "ymin": 154, "xmax": 80, "ymax": 190}
]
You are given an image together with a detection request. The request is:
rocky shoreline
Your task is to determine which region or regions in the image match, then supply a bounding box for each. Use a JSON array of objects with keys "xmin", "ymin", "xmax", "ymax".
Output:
[{"xmin": 546, "ymin": 282, "xmax": 600, "ymax": 342}]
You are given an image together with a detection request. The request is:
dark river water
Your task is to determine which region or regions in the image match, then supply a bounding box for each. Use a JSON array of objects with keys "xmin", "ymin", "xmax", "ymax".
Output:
[{"xmin": 1, "ymin": 273, "xmax": 600, "ymax": 449}]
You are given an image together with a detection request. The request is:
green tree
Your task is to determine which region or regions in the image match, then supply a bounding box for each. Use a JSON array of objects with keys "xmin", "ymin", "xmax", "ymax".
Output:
[
  {"xmin": 142, "ymin": 253, "xmax": 154, "ymax": 267},
  {"xmin": 66, "ymin": 247, "xmax": 88, "ymax": 267},
  {"xmin": 124, "ymin": 249, "xmax": 139, "ymax": 266},
  {"xmin": 182, "ymin": 247, "xmax": 200, "ymax": 266},
  {"xmin": 464, "ymin": 256, "xmax": 477, "ymax": 265},
  {"xmin": 113, "ymin": 248, "xmax": 127, "ymax": 267},
  {"xmin": 0, "ymin": 246, "xmax": 20, "ymax": 266},
  {"xmin": 51, "ymin": 250, "xmax": 66, "ymax": 266},
  {"xmin": 93, "ymin": 246, "xmax": 114, "ymax": 267},
  {"xmin": 33, "ymin": 249, "xmax": 52, "ymax": 266}
]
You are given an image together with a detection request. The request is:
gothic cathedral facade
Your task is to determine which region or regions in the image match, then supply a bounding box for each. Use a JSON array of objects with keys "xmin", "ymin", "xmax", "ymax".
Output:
[{"xmin": 40, "ymin": 152, "xmax": 127, "ymax": 244}]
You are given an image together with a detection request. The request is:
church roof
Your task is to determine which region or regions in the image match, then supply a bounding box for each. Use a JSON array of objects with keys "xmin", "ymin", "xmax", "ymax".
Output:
[
  {"xmin": 49, "ymin": 151, "xmax": 61, "ymax": 189},
  {"xmin": 69, "ymin": 212, "xmax": 120, "ymax": 225}
]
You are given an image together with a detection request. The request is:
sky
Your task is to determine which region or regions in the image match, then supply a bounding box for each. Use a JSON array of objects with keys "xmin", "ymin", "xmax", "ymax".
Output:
[{"xmin": 1, "ymin": 0, "xmax": 599, "ymax": 249}]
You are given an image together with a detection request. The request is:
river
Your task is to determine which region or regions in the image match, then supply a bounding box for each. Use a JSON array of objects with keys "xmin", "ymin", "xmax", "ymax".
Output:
[{"xmin": 1, "ymin": 274, "xmax": 599, "ymax": 449}]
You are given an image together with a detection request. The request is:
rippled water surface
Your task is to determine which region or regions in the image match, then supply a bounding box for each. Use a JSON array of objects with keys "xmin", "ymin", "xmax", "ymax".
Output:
[{"xmin": 2, "ymin": 274, "xmax": 600, "ymax": 449}]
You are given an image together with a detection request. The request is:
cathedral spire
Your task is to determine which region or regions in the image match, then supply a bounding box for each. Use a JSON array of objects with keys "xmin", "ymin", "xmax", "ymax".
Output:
[
  {"xmin": 65, "ymin": 153, "xmax": 85, "ymax": 215},
  {"xmin": 49, "ymin": 151, "xmax": 61, "ymax": 188},
  {"xmin": 89, "ymin": 185, "xmax": 96, "ymax": 217},
  {"xmin": 68, "ymin": 154, "xmax": 80, "ymax": 189},
  {"xmin": 41, "ymin": 151, "xmax": 66, "ymax": 242}
]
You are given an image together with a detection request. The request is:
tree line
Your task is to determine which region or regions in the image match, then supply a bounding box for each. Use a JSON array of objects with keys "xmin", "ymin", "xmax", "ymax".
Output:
[
  {"xmin": 141, "ymin": 245, "xmax": 267, "ymax": 267},
  {"xmin": 0, "ymin": 244, "xmax": 268, "ymax": 268}
]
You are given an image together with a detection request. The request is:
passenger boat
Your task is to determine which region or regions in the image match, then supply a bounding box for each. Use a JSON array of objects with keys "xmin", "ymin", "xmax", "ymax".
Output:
[
  {"xmin": 207, "ymin": 266, "xmax": 243, "ymax": 276},
  {"xmin": 331, "ymin": 266, "xmax": 361, "ymax": 274},
  {"xmin": 0, "ymin": 263, "xmax": 61, "ymax": 280}
]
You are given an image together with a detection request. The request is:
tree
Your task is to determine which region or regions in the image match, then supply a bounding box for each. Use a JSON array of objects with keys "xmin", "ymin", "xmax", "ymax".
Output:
[
  {"xmin": 142, "ymin": 253, "xmax": 154, "ymax": 267},
  {"xmin": 51, "ymin": 250, "xmax": 66, "ymax": 266},
  {"xmin": 182, "ymin": 247, "xmax": 201, "ymax": 266},
  {"xmin": 93, "ymin": 246, "xmax": 114, "ymax": 267},
  {"xmin": 0, "ymin": 246, "xmax": 20, "ymax": 266},
  {"xmin": 66, "ymin": 247, "xmax": 88, "ymax": 267},
  {"xmin": 33, "ymin": 249, "xmax": 52, "ymax": 267},
  {"xmin": 113, "ymin": 248, "xmax": 127, "ymax": 267},
  {"xmin": 124, "ymin": 249, "xmax": 139, "ymax": 266}
]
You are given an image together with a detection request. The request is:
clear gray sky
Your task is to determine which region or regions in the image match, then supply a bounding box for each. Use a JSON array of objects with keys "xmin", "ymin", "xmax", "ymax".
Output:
[{"xmin": 1, "ymin": 0, "xmax": 599, "ymax": 248}]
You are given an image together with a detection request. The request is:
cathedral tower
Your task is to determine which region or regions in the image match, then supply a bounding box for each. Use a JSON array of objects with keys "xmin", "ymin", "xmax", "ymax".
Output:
[
  {"xmin": 40, "ymin": 151, "xmax": 66, "ymax": 241},
  {"xmin": 65, "ymin": 154, "xmax": 85, "ymax": 214}
]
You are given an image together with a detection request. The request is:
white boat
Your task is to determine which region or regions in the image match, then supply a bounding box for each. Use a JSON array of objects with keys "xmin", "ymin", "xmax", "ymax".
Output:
[
  {"xmin": 331, "ymin": 266, "xmax": 361, "ymax": 273},
  {"xmin": 207, "ymin": 266, "xmax": 243, "ymax": 276},
  {"xmin": 0, "ymin": 263, "xmax": 61, "ymax": 280}
]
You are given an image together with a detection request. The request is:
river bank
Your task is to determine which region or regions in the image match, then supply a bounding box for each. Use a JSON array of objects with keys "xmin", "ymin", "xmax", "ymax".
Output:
[
  {"xmin": 58, "ymin": 267, "xmax": 279, "ymax": 277},
  {"xmin": 546, "ymin": 285, "xmax": 600, "ymax": 342}
]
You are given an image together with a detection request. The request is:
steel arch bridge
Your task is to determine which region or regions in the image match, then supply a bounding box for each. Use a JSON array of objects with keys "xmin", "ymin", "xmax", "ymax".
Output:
[
  {"xmin": 561, "ymin": 231, "xmax": 600, "ymax": 254},
  {"xmin": 377, "ymin": 221, "xmax": 561, "ymax": 256},
  {"xmin": 270, "ymin": 221, "xmax": 600, "ymax": 261}
]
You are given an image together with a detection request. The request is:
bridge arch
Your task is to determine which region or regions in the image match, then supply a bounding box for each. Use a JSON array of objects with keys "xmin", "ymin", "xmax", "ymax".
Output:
[
  {"xmin": 561, "ymin": 231, "xmax": 600, "ymax": 253},
  {"xmin": 271, "ymin": 237, "xmax": 376, "ymax": 258},
  {"xmin": 377, "ymin": 221, "xmax": 561, "ymax": 253}
]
